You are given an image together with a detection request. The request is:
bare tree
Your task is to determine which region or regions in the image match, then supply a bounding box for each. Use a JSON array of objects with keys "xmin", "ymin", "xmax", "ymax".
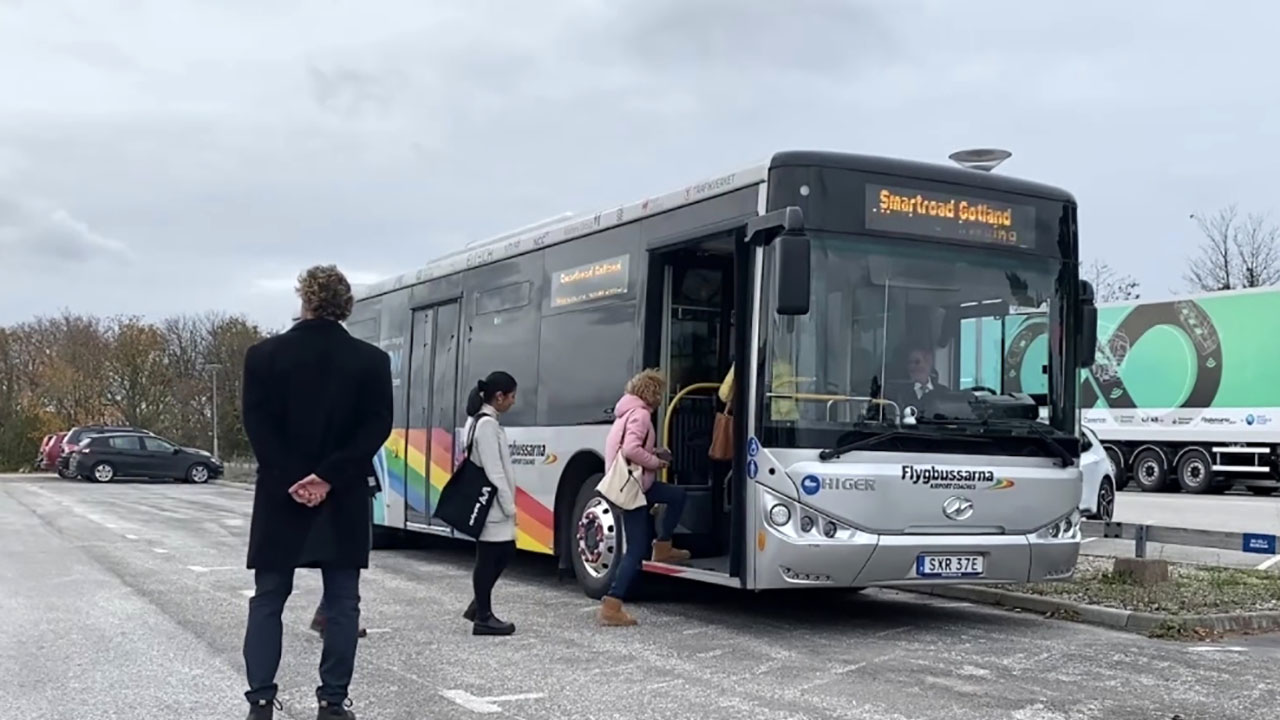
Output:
[
  {"xmin": 1082, "ymin": 259, "xmax": 1140, "ymax": 303},
  {"xmin": 1184, "ymin": 205, "xmax": 1280, "ymax": 292}
]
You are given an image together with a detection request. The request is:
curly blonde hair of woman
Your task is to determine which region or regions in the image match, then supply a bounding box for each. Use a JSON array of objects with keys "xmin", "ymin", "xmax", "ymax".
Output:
[
  {"xmin": 624, "ymin": 368, "xmax": 666, "ymax": 408},
  {"xmin": 296, "ymin": 264, "xmax": 354, "ymax": 322}
]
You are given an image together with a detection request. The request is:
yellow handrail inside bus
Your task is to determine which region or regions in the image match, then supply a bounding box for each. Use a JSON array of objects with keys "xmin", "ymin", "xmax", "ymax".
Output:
[{"xmin": 659, "ymin": 382, "xmax": 721, "ymax": 484}]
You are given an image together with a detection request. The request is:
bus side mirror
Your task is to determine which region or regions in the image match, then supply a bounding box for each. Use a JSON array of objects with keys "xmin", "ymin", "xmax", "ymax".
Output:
[
  {"xmin": 1078, "ymin": 280, "xmax": 1097, "ymax": 368},
  {"xmin": 775, "ymin": 231, "xmax": 811, "ymax": 316}
]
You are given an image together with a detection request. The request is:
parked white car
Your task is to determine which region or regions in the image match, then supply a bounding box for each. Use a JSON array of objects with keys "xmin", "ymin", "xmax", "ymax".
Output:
[{"xmin": 1079, "ymin": 424, "xmax": 1116, "ymax": 521}]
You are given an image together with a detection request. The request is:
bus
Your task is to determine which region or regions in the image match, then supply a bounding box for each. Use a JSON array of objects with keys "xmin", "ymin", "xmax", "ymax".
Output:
[{"xmin": 351, "ymin": 149, "xmax": 1098, "ymax": 596}]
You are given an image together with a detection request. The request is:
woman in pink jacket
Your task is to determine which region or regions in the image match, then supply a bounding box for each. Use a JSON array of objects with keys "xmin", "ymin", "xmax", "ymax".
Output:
[{"xmin": 599, "ymin": 368, "xmax": 690, "ymax": 626}]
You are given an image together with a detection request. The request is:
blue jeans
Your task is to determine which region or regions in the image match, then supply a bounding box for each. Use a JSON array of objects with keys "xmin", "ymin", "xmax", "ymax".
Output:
[
  {"xmin": 607, "ymin": 481, "xmax": 687, "ymax": 600},
  {"xmin": 244, "ymin": 567, "xmax": 361, "ymax": 706}
]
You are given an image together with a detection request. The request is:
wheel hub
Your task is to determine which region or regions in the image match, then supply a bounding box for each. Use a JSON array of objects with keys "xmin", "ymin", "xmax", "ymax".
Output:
[{"xmin": 575, "ymin": 498, "xmax": 616, "ymax": 579}]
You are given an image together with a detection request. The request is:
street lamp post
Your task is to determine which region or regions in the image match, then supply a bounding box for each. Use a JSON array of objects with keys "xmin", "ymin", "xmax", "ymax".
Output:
[{"xmin": 202, "ymin": 363, "xmax": 224, "ymax": 459}]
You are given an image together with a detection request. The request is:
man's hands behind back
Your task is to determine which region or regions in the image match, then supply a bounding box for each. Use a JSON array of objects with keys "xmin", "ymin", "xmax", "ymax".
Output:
[{"xmin": 289, "ymin": 474, "xmax": 332, "ymax": 507}]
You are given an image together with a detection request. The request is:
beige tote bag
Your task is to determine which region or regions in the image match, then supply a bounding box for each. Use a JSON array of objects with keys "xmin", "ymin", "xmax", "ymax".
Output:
[{"xmin": 596, "ymin": 449, "xmax": 647, "ymax": 510}]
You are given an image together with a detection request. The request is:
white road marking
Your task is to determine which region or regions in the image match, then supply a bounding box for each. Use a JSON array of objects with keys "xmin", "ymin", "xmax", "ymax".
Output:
[
  {"xmin": 239, "ymin": 590, "xmax": 255, "ymax": 598},
  {"xmin": 1081, "ymin": 537, "xmax": 1098, "ymax": 544},
  {"xmin": 124, "ymin": 534, "xmax": 139, "ymax": 540},
  {"xmin": 439, "ymin": 689, "xmax": 545, "ymax": 713},
  {"xmin": 1185, "ymin": 645, "xmax": 1248, "ymax": 653},
  {"xmin": 1254, "ymin": 554, "xmax": 1280, "ymax": 571},
  {"xmin": 151, "ymin": 548, "xmax": 169, "ymax": 554},
  {"xmin": 439, "ymin": 690, "xmax": 501, "ymax": 713},
  {"xmin": 364, "ymin": 628, "xmax": 392, "ymax": 634},
  {"xmin": 833, "ymin": 662, "xmax": 867, "ymax": 674},
  {"xmin": 187, "ymin": 565, "xmax": 237, "ymax": 573},
  {"xmin": 479, "ymin": 693, "xmax": 544, "ymax": 703},
  {"xmin": 932, "ymin": 602, "xmax": 972, "ymax": 608}
]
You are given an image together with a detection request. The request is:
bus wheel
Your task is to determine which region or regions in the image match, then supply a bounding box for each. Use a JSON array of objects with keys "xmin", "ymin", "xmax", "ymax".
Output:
[
  {"xmin": 1176, "ymin": 449, "xmax": 1213, "ymax": 494},
  {"xmin": 570, "ymin": 475, "xmax": 619, "ymax": 599},
  {"xmin": 1131, "ymin": 449, "xmax": 1171, "ymax": 492}
]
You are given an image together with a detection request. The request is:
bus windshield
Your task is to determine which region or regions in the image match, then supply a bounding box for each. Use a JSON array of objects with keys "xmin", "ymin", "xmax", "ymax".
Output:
[{"xmin": 761, "ymin": 232, "xmax": 1067, "ymax": 450}]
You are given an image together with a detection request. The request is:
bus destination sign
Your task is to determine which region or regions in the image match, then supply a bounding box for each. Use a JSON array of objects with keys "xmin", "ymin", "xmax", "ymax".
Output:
[
  {"xmin": 864, "ymin": 184, "xmax": 1037, "ymax": 249},
  {"xmin": 549, "ymin": 254, "xmax": 630, "ymax": 308}
]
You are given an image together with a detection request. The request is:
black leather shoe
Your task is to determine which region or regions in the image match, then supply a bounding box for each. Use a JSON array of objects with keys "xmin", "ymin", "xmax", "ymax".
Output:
[
  {"xmin": 247, "ymin": 698, "xmax": 281, "ymax": 720},
  {"xmin": 472, "ymin": 614, "xmax": 515, "ymax": 636},
  {"xmin": 316, "ymin": 698, "xmax": 356, "ymax": 719}
]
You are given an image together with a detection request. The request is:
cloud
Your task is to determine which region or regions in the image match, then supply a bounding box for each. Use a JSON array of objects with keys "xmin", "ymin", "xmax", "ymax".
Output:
[
  {"xmin": 251, "ymin": 268, "xmax": 386, "ymax": 295},
  {"xmin": 0, "ymin": 193, "xmax": 128, "ymax": 261}
]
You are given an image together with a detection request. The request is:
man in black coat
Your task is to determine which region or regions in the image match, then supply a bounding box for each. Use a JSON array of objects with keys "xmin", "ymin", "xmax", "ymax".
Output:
[{"xmin": 241, "ymin": 265, "xmax": 393, "ymax": 720}]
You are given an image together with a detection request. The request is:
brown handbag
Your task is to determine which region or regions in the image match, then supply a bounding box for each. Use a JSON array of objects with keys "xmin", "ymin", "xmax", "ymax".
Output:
[{"xmin": 708, "ymin": 393, "xmax": 734, "ymax": 461}]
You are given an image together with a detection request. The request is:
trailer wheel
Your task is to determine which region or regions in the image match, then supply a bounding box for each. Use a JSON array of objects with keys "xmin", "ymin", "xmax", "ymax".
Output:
[
  {"xmin": 1132, "ymin": 449, "xmax": 1172, "ymax": 492},
  {"xmin": 1176, "ymin": 449, "xmax": 1213, "ymax": 494}
]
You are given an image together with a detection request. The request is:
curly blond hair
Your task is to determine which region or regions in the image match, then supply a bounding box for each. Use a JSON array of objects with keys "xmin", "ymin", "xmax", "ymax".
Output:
[
  {"xmin": 297, "ymin": 264, "xmax": 354, "ymax": 322},
  {"xmin": 624, "ymin": 368, "xmax": 666, "ymax": 408}
]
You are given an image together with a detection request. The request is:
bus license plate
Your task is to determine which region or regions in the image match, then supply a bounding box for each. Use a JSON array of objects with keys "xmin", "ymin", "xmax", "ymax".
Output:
[{"xmin": 917, "ymin": 554, "xmax": 984, "ymax": 578}]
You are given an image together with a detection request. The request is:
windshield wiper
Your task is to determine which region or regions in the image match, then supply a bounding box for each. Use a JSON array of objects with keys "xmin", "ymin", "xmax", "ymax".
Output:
[
  {"xmin": 818, "ymin": 429, "xmax": 987, "ymax": 462},
  {"xmin": 911, "ymin": 417, "xmax": 1074, "ymax": 466}
]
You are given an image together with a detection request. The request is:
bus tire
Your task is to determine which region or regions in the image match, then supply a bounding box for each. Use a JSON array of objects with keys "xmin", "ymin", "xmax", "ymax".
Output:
[
  {"xmin": 1131, "ymin": 449, "xmax": 1172, "ymax": 493},
  {"xmin": 1176, "ymin": 448, "xmax": 1213, "ymax": 494},
  {"xmin": 570, "ymin": 474, "xmax": 620, "ymax": 599}
]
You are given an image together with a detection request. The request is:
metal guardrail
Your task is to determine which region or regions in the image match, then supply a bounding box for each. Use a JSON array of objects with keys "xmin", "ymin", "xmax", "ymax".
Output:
[{"xmin": 1080, "ymin": 519, "xmax": 1278, "ymax": 559}]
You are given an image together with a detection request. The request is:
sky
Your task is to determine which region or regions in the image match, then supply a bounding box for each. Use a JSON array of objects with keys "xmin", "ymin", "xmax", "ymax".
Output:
[{"xmin": 2, "ymin": 0, "xmax": 1278, "ymax": 330}]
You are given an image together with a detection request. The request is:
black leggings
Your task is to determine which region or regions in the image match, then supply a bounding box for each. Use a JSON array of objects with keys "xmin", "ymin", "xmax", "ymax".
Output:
[{"xmin": 473, "ymin": 540, "xmax": 515, "ymax": 620}]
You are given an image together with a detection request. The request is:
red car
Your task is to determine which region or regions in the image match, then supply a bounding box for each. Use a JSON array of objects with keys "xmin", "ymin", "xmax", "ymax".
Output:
[{"xmin": 37, "ymin": 432, "xmax": 67, "ymax": 472}]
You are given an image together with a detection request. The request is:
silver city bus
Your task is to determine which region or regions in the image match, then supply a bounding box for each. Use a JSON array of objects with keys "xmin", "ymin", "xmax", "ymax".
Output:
[{"xmin": 351, "ymin": 150, "xmax": 1098, "ymax": 595}]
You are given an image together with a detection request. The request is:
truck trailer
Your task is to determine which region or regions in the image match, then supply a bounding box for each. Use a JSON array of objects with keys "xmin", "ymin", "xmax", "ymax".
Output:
[{"xmin": 963, "ymin": 286, "xmax": 1280, "ymax": 495}]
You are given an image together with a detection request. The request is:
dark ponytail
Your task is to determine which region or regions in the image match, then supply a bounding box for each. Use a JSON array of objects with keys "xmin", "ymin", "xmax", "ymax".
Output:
[{"xmin": 466, "ymin": 370, "xmax": 518, "ymax": 417}]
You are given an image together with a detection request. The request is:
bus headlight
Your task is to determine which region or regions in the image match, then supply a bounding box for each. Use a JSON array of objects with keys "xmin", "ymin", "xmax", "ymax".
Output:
[
  {"xmin": 823, "ymin": 521, "xmax": 838, "ymax": 538},
  {"xmin": 1035, "ymin": 509, "xmax": 1082, "ymax": 541},
  {"xmin": 800, "ymin": 516, "xmax": 815, "ymax": 533},
  {"xmin": 769, "ymin": 504, "xmax": 791, "ymax": 527}
]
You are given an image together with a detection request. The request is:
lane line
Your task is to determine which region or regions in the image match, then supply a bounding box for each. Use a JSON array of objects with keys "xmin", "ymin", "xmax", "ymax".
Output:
[
  {"xmin": 187, "ymin": 565, "xmax": 238, "ymax": 573},
  {"xmin": 151, "ymin": 548, "xmax": 169, "ymax": 554},
  {"xmin": 124, "ymin": 534, "xmax": 139, "ymax": 540},
  {"xmin": 440, "ymin": 689, "xmax": 501, "ymax": 714},
  {"xmin": 1255, "ymin": 555, "xmax": 1280, "ymax": 571},
  {"xmin": 478, "ymin": 693, "xmax": 545, "ymax": 703}
]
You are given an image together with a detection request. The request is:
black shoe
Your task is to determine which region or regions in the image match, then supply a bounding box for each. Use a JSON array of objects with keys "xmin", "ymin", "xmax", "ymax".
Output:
[
  {"xmin": 247, "ymin": 698, "xmax": 281, "ymax": 720},
  {"xmin": 472, "ymin": 614, "xmax": 515, "ymax": 636},
  {"xmin": 463, "ymin": 600, "xmax": 476, "ymax": 622},
  {"xmin": 316, "ymin": 698, "xmax": 356, "ymax": 719}
]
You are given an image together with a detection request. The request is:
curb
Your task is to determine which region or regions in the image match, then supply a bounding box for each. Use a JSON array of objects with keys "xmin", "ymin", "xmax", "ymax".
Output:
[{"xmin": 910, "ymin": 584, "xmax": 1280, "ymax": 636}]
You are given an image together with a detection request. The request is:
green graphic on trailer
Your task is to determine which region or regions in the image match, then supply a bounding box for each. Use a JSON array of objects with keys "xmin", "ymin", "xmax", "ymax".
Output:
[{"xmin": 975, "ymin": 291, "xmax": 1280, "ymax": 409}]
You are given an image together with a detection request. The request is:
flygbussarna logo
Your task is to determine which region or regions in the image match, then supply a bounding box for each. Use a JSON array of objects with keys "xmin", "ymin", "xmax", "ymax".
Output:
[{"xmin": 900, "ymin": 465, "xmax": 1015, "ymax": 491}]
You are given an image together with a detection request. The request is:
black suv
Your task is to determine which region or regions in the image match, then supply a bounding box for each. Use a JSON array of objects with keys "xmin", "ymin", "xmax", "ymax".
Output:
[
  {"xmin": 69, "ymin": 432, "xmax": 224, "ymax": 484},
  {"xmin": 56, "ymin": 424, "xmax": 155, "ymax": 478}
]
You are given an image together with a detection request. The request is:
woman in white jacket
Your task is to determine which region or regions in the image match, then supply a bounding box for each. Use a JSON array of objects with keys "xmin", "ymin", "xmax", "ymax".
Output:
[{"xmin": 460, "ymin": 371, "xmax": 520, "ymax": 636}]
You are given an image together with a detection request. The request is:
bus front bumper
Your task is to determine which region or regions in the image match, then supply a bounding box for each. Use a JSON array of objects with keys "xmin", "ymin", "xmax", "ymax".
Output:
[{"xmin": 755, "ymin": 523, "xmax": 1081, "ymax": 590}]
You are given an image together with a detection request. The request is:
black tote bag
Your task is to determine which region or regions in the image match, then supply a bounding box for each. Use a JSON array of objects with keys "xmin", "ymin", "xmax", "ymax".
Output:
[{"xmin": 432, "ymin": 418, "xmax": 498, "ymax": 539}]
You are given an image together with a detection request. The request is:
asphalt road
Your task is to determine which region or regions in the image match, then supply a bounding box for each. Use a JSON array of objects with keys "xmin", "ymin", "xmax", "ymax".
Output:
[{"xmin": 3, "ymin": 474, "xmax": 1279, "ymax": 720}]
